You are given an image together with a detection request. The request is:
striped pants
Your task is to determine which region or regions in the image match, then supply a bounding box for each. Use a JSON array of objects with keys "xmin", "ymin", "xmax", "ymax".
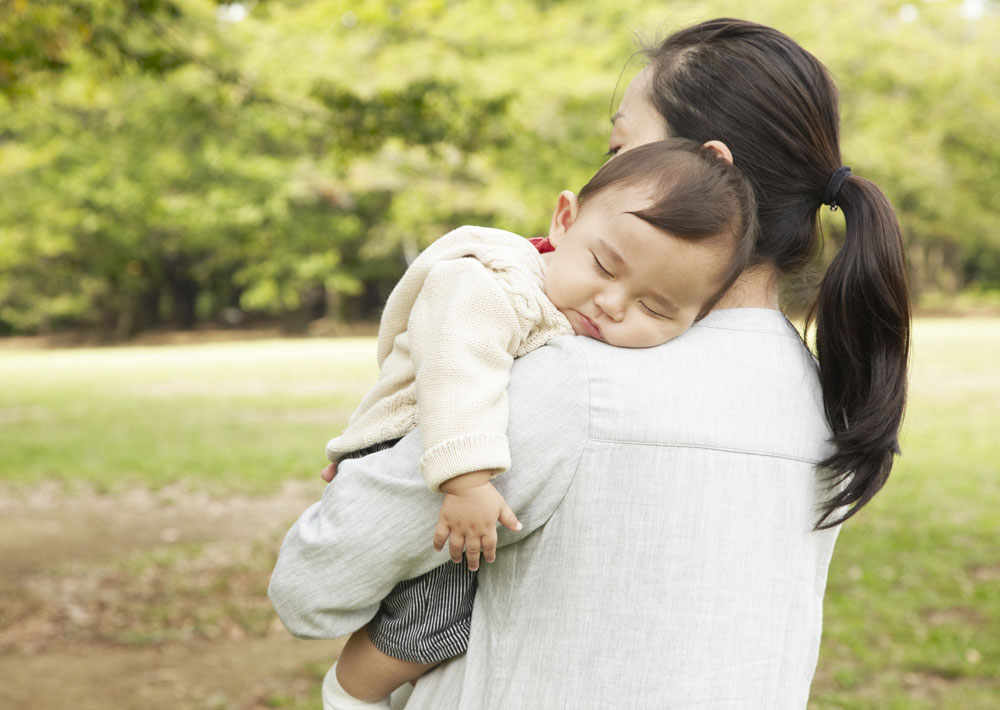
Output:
[
  {"xmin": 341, "ymin": 439, "xmax": 479, "ymax": 664},
  {"xmin": 368, "ymin": 561, "xmax": 478, "ymax": 663}
]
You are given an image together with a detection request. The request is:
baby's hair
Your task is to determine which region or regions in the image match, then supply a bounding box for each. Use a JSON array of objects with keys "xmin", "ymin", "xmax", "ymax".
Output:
[{"xmin": 577, "ymin": 139, "xmax": 758, "ymax": 317}]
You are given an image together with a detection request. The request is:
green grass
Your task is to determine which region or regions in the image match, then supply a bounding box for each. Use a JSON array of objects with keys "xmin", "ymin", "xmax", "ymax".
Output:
[
  {"xmin": 809, "ymin": 318, "xmax": 1000, "ymax": 709},
  {"xmin": 1, "ymin": 319, "xmax": 998, "ymax": 707},
  {"xmin": 0, "ymin": 337, "xmax": 379, "ymax": 493}
]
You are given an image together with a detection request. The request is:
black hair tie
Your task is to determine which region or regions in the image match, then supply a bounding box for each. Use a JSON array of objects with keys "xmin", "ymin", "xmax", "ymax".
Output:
[
  {"xmin": 823, "ymin": 165, "xmax": 851, "ymax": 211},
  {"xmin": 822, "ymin": 166, "xmax": 852, "ymax": 211}
]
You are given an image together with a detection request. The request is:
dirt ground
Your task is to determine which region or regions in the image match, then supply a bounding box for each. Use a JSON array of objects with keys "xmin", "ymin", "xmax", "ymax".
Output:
[{"xmin": 0, "ymin": 481, "xmax": 345, "ymax": 710}]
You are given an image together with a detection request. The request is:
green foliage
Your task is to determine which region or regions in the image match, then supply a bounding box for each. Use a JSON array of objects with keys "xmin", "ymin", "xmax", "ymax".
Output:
[
  {"xmin": 1, "ymin": 0, "xmax": 998, "ymax": 336},
  {"xmin": 0, "ymin": 0, "xmax": 189, "ymax": 96}
]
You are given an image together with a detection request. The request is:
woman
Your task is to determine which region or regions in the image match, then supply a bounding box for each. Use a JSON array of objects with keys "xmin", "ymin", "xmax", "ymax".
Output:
[
  {"xmin": 612, "ymin": 20, "xmax": 910, "ymax": 528},
  {"xmin": 269, "ymin": 18, "xmax": 909, "ymax": 708}
]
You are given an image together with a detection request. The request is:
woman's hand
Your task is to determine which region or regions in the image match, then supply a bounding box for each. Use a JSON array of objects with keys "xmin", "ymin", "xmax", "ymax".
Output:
[
  {"xmin": 320, "ymin": 462, "xmax": 338, "ymax": 482},
  {"xmin": 434, "ymin": 472, "xmax": 521, "ymax": 571}
]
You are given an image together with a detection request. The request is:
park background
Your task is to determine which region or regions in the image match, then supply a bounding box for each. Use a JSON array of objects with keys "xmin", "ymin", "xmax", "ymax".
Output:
[{"xmin": 0, "ymin": 0, "xmax": 997, "ymax": 708}]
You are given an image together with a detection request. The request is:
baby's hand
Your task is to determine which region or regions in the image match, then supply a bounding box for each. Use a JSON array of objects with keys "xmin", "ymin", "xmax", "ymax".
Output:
[
  {"xmin": 434, "ymin": 472, "xmax": 521, "ymax": 572},
  {"xmin": 320, "ymin": 461, "xmax": 338, "ymax": 482}
]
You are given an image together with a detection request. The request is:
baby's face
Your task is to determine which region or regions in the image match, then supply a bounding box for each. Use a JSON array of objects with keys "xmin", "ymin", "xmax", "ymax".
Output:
[{"xmin": 543, "ymin": 186, "xmax": 730, "ymax": 349}]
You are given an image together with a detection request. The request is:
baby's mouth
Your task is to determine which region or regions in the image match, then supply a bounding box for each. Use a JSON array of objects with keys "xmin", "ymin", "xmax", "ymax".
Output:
[{"xmin": 577, "ymin": 313, "xmax": 604, "ymax": 340}]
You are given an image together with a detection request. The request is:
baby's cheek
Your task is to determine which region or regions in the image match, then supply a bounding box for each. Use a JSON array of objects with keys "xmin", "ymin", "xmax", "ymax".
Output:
[
  {"xmin": 652, "ymin": 322, "xmax": 685, "ymax": 348},
  {"xmin": 544, "ymin": 269, "xmax": 575, "ymax": 311},
  {"xmin": 674, "ymin": 319, "xmax": 697, "ymax": 340},
  {"xmin": 540, "ymin": 270, "xmax": 558, "ymax": 303}
]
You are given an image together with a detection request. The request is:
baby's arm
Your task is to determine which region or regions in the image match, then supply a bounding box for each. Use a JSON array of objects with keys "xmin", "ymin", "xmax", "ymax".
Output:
[
  {"xmin": 409, "ymin": 258, "xmax": 520, "ymax": 488},
  {"xmin": 408, "ymin": 257, "xmax": 527, "ymax": 567}
]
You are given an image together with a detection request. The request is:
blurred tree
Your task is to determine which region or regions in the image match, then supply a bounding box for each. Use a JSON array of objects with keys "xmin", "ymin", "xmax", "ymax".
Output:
[
  {"xmin": 0, "ymin": 0, "xmax": 997, "ymax": 337},
  {"xmin": 0, "ymin": 0, "xmax": 192, "ymax": 96}
]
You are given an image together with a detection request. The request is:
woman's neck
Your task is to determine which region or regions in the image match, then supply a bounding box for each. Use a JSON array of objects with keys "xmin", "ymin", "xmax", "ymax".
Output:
[{"xmin": 713, "ymin": 263, "xmax": 781, "ymax": 311}]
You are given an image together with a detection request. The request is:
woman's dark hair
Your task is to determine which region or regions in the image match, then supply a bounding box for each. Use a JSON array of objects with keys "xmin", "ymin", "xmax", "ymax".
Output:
[
  {"xmin": 578, "ymin": 138, "xmax": 758, "ymax": 318},
  {"xmin": 644, "ymin": 19, "xmax": 910, "ymax": 528}
]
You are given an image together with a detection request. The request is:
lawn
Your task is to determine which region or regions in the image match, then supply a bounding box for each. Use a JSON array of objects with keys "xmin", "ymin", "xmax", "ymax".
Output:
[
  {"xmin": 1, "ymin": 318, "xmax": 998, "ymax": 707},
  {"xmin": 0, "ymin": 337, "xmax": 379, "ymax": 493},
  {"xmin": 809, "ymin": 317, "xmax": 1000, "ymax": 709}
]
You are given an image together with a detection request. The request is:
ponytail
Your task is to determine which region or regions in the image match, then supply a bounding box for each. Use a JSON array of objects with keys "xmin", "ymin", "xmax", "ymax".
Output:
[
  {"xmin": 646, "ymin": 19, "xmax": 912, "ymax": 529},
  {"xmin": 808, "ymin": 176, "xmax": 911, "ymax": 528}
]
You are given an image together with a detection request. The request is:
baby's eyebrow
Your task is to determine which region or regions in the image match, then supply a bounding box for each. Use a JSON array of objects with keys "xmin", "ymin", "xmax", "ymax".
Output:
[{"xmin": 611, "ymin": 110, "xmax": 623, "ymax": 126}]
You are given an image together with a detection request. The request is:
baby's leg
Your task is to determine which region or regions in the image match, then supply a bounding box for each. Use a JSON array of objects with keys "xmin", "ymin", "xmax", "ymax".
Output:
[
  {"xmin": 332, "ymin": 626, "xmax": 437, "ymax": 704},
  {"xmin": 328, "ymin": 561, "xmax": 478, "ymax": 707}
]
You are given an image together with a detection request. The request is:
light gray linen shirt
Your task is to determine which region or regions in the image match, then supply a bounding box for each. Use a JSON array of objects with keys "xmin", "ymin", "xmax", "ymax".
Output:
[{"xmin": 269, "ymin": 308, "xmax": 841, "ymax": 709}]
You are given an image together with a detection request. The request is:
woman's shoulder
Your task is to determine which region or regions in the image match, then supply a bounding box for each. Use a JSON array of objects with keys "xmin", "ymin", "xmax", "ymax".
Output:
[
  {"xmin": 693, "ymin": 308, "xmax": 804, "ymax": 339},
  {"xmin": 565, "ymin": 308, "xmax": 830, "ymax": 461},
  {"xmin": 690, "ymin": 308, "xmax": 820, "ymax": 371}
]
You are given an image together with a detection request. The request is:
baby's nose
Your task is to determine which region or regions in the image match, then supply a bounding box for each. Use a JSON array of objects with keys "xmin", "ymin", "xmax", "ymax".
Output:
[{"xmin": 596, "ymin": 291, "xmax": 626, "ymax": 321}]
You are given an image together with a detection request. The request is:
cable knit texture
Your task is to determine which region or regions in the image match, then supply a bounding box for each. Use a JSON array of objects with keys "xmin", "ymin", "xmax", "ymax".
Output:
[{"xmin": 325, "ymin": 226, "xmax": 573, "ymax": 492}]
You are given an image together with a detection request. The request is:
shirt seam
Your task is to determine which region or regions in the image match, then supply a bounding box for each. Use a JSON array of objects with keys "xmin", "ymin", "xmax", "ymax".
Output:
[{"xmin": 587, "ymin": 437, "xmax": 823, "ymax": 465}]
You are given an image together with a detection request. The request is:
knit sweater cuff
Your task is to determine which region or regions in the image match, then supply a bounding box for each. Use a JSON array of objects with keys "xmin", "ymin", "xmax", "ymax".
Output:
[{"xmin": 420, "ymin": 433, "xmax": 511, "ymax": 493}]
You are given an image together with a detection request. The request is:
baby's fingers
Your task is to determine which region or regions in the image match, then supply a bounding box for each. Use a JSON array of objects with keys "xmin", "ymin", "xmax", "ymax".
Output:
[
  {"xmin": 498, "ymin": 501, "xmax": 522, "ymax": 532},
  {"xmin": 433, "ymin": 521, "xmax": 451, "ymax": 552},
  {"xmin": 465, "ymin": 538, "xmax": 481, "ymax": 572},
  {"xmin": 483, "ymin": 528, "xmax": 498, "ymax": 564},
  {"xmin": 448, "ymin": 532, "xmax": 466, "ymax": 564}
]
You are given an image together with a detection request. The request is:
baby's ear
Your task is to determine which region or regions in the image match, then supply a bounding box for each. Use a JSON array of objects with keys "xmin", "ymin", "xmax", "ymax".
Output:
[
  {"xmin": 702, "ymin": 140, "xmax": 734, "ymax": 164},
  {"xmin": 547, "ymin": 191, "xmax": 579, "ymax": 246}
]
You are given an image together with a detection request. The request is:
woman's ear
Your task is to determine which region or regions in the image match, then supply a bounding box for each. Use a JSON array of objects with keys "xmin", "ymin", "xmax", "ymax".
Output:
[
  {"xmin": 548, "ymin": 190, "xmax": 579, "ymax": 246},
  {"xmin": 703, "ymin": 140, "xmax": 734, "ymax": 164}
]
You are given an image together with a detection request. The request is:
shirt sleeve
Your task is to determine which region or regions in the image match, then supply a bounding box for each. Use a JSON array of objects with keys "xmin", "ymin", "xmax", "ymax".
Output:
[
  {"xmin": 267, "ymin": 337, "xmax": 589, "ymax": 641},
  {"xmin": 408, "ymin": 257, "xmax": 522, "ymax": 492}
]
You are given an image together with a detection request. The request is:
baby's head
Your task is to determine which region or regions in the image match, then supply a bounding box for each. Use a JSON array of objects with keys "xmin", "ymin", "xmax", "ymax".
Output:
[{"xmin": 543, "ymin": 138, "xmax": 757, "ymax": 348}]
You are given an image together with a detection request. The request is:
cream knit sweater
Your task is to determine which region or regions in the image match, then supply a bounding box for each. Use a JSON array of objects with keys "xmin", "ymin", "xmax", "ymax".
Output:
[{"xmin": 325, "ymin": 226, "xmax": 574, "ymax": 492}]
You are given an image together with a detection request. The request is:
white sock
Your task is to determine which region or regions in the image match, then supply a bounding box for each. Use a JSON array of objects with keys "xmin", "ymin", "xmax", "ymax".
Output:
[{"xmin": 322, "ymin": 662, "xmax": 391, "ymax": 710}]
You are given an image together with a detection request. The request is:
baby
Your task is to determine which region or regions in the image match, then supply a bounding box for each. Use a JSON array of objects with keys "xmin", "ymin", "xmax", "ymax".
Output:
[{"xmin": 319, "ymin": 138, "xmax": 757, "ymax": 709}]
